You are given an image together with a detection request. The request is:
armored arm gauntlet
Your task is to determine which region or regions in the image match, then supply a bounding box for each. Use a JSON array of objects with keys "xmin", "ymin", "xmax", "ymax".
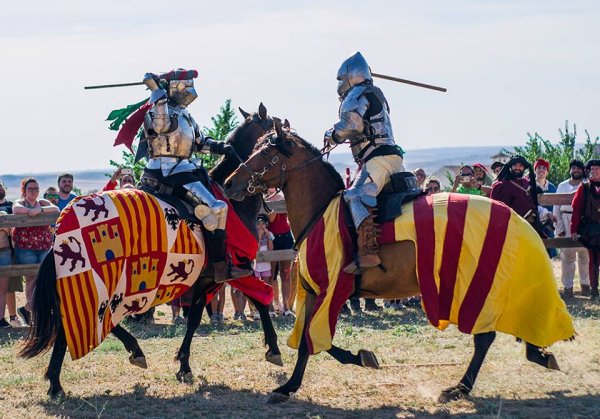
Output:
[
  {"xmin": 333, "ymin": 111, "xmax": 365, "ymax": 142},
  {"xmin": 143, "ymin": 73, "xmax": 171, "ymax": 133}
]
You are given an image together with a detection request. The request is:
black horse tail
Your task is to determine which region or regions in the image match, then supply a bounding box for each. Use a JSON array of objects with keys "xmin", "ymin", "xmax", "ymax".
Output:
[{"xmin": 19, "ymin": 252, "xmax": 61, "ymax": 359}]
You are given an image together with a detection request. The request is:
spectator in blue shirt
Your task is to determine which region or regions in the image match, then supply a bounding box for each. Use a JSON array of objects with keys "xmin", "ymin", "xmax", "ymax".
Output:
[{"xmin": 57, "ymin": 173, "xmax": 77, "ymax": 211}]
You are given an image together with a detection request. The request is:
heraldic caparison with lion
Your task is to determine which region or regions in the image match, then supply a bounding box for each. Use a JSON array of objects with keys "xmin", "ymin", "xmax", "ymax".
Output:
[{"xmin": 53, "ymin": 189, "xmax": 206, "ymax": 359}]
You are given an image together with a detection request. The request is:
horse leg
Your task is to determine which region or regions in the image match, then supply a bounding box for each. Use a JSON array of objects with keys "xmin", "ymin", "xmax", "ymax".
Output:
[
  {"xmin": 440, "ymin": 331, "xmax": 496, "ymax": 402},
  {"xmin": 268, "ymin": 292, "xmax": 316, "ymax": 404},
  {"xmin": 248, "ymin": 295, "xmax": 282, "ymax": 366},
  {"xmin": 175, "ymin": 289, "xmax": 206, "ymax": 383},
  {"xmin": 45, "ymin": 325, "xmax": 67, "ymax": 398},
  {"xmin": 525, "ymin": 342, "xmax": 560, "ymax": 370},
  {"xmin": 111, "ymin": 324, "xmax": 147, "ymax": 369},
  {"xmin": 327, "ymin": 345, "xmax": 381, "ymax": 369}
]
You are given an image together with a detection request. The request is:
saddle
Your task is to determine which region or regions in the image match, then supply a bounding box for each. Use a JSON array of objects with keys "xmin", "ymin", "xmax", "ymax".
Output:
[
  {"xmin": 375, "ymin": 172, "xmax": 425, "ymax": 223},
  {"xmin": 139, "ymin": 174, "xmax": 202, "ymax": 225}
]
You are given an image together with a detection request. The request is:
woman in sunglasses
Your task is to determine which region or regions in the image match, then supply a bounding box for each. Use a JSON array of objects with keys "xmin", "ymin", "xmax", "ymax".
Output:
[
  {"xmin": 424, "ymin": 177, "xmax": 442, "ymax": 195},
  {"xmin": 11, "ymin": 178, "xmax": 59, "ymax": 325}
]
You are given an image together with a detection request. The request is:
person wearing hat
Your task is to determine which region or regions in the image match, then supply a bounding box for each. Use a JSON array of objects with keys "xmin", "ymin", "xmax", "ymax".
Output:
[
  {"xmin": 571, "ymin": 159, "xmax": 600, "ymax": 300},
  {"xmin": 534, "ymin": 158, "xmax": 557, "ymax": 201},
  {"xmin": 553, "ymin": 159, "xmax": 590, "ymax": 298},
  {"xmin": 491, "ymin": 161, "xmax": 504, "ymax": 178},
  {"xmin": 491, "ymin": 155, "xmax": 556, "ymax": 236},
  {"xmin": 473, "ymin": 163, "xmax": 492, "ymax": 186}
]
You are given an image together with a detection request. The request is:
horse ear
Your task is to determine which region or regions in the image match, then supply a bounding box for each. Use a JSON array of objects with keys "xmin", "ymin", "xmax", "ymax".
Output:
[
  {"xmin": 273, "ymin": 118, "xmax": 284, "ymax": 139},
  {"xmin": 238, "ymin": 107, "xmax": 250, "ymax": 119},
  {"xmin": 258, "ymin": 102, "xmax": 267, "ymax": 120},
  {"xmin": 283, "ymin": 119, "xmax": 290, "ymax": 129}
]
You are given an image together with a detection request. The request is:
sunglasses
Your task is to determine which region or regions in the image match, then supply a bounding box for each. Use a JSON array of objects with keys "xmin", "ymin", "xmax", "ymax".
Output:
[
  {"xmin": 26, "ymin": 187, "xmax": 40, "ymax": 191},
  {"xmin": 46, "ymin": 194, "xmax": 59, "ymax": 199},
  {"xmin": 428, "ymin": 186, "xmax": 440, "ymax": 192}
]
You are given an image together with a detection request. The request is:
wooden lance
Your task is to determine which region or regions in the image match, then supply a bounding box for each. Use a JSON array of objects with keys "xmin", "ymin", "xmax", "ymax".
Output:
[{"xmin": 371, "ymin": 73, "xmax": 447, "ymax": 93}]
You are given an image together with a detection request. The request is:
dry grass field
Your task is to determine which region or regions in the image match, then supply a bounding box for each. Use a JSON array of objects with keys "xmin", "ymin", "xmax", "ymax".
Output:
[{"xmin": 1, "ymin": 267, "xmax": 599, "ymax": 418}]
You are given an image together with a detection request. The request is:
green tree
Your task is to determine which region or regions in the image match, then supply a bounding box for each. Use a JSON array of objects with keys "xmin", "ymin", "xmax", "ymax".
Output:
[
  {"xmin": 504, "ymin": 121, "xmax": 599, "ymax": 185},
  {"xmin": 108, "ymin": 143, "xmax": 146, "ymax": 182},
  {"xmin": 194, "ymin": 99, "xmax": 239, "ymax": 170}
]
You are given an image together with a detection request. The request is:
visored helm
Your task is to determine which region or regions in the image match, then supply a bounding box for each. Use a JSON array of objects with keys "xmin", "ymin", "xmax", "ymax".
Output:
[
  {"xmin": 160, "ymin": 68, "xmax": 198, "ymax": 107},
  {"xmin": 336, "ymin": 52, "xmax": 372, "ymax": 97}
]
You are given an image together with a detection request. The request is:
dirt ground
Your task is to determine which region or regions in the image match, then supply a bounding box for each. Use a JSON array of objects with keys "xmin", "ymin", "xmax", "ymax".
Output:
[{"xmin": 0, "ymin": 261, "xmax": 599, "ymax": 418}]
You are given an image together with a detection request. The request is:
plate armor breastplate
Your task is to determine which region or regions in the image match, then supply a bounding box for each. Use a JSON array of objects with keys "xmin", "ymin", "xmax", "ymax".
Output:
[{"xmin": 145, "ymin": 106, "xmax": 195, "ymax": 159}]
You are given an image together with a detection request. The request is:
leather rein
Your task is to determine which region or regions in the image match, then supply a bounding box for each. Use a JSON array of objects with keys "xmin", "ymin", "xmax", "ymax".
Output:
[{"xmin": 235, "ymin": 137, "xmax": 337, "ymax": 195}]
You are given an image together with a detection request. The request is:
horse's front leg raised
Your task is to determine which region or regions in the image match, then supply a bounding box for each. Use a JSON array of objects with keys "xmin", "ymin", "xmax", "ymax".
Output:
[
  {"xmin": 268, "ymin": 292, "xmax": 316, "ymax": 404},
  {"xmin": 247, "ymin": 295, "xmax": 282, "ymax": 366},
  {"xmin": 175, "ymin": 287, "xmax": 207, "ymax": 383},
  {"xmin": 440, "ymin": 331, "xmax": 496, "ymax": 402},
  {"xmin": 327, "ymin": 345, "xmax": 381, "ymax": 369},
  {"xmin": 525, "ymin": 342, "xmax": 560, "ymax": 370},
  {"xmin": 111, "ymin": 324, "xmax": 147, "ymax": 369},
  {"xmin": 45, "ymin": 325, "xmax": 68, "ymax": 399}
]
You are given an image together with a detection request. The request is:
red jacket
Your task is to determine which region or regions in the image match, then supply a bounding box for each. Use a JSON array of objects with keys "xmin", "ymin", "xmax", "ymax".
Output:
[{"xmin": 571, "ymin": 181, "xmax": 600, "ymax": 235}]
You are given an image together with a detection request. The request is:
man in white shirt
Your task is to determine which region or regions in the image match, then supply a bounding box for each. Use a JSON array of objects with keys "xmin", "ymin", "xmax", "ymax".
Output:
[{"xmin": 553, "ymin": 159, "xmax": 590, "ymax": 297}]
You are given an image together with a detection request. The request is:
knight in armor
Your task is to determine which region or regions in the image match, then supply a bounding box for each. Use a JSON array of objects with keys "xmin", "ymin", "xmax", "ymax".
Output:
[
  {"xmin": 324, "ymin": 52, "xmax": 405, "ymax": 273},
  {"xmin": 139, "ymin": 69, "xmax": 252, "ymax": 282}
]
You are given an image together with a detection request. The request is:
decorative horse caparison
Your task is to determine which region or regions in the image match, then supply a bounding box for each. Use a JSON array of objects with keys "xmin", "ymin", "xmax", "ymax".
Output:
[
  {"xmin": 223, "ymin": 121, "xmax": 576, "ymax": 403},
  {"xmin": 19, "ymin": 104, "xmax": 284, "ymax": 398}
]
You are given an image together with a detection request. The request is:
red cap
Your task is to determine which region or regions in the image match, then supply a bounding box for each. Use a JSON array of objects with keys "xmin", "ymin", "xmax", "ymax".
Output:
[
  {"xmin": 534, "ymin": 158, "xmax": 550, "ymax": 171},
  {"xmin": 472, "ymin": 163, "xmax": 488, "ymax": 173}
]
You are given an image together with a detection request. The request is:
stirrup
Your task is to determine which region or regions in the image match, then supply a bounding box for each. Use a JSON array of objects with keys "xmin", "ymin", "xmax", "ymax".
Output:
[{"xmin": 343, "ymin": 254, "xmax": 382, "ymax": 274}]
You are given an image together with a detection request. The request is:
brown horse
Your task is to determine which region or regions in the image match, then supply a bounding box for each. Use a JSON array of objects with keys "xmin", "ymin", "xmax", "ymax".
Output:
[{"xmin": 224, "ymin": 121, "xmax": 574, "ymax": 403}]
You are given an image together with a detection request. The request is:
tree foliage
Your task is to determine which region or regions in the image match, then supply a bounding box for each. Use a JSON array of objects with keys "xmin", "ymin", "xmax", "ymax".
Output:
[
  {"xmin": 108, "ymin": 143, "xmax": 146, "ymax": 182},
  {"xmin": 108, "ymin": 99, "xmax": 239, "ymax": 176},
  {"xmin": 504, "ymin": 121, "xmax": 599, "ymax": 185}
]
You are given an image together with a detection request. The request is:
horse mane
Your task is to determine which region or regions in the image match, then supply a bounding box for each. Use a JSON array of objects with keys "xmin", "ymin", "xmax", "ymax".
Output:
[
  {"xmin": 210, "ymin": 112, "xmax": 273, "ymax": 184},
  {"xmin": 256, "ymin": 130, "xmax": 346, "ymax": 192}
]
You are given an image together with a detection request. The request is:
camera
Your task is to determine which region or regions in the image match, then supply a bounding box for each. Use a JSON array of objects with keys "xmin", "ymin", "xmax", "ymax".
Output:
[
  {"xmin": 460, "ymin": 175, "xmax": 472, "ymax": 182},
  {"xmin": 121, "ymin": 168, "xmax": 133, "ymax": 176}
]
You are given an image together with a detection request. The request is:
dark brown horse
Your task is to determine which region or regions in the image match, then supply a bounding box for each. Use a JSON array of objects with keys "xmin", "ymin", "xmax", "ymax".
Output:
[
  {"xmin": 224, "ymin": 121, "xmax": 573, "ymax": 403},
  {"xmin": 19, "ymin": 104, "xmax": 283, "ymax": 398}
]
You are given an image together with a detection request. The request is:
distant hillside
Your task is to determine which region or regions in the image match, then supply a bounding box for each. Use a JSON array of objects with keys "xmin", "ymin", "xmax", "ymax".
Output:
[{"xmin": 327, "ymin": 145, "xmax": 510, "ymax": 177}]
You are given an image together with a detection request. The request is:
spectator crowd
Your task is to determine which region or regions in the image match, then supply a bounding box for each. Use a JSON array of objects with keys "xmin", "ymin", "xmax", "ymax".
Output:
[{"xmin": 1, "ymin": 157, "xmax": 599, "ymax": 330}]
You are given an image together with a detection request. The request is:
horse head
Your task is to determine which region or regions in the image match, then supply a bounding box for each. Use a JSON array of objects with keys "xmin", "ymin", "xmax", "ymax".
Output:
[
  {"xmin": 210, "ymin": 102, "xmax": 276, "ymax": 184},
  {"xmin": 224, "ymin": 119, "xmax": 312, "ymax": 201}
]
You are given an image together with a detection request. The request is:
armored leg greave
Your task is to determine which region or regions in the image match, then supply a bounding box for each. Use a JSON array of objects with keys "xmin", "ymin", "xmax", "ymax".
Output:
[
  {"xmin": 343, "ymin": 207, "xmax": 382, "ymax": 274},
  {"xmin": 183, "ymin": 182, "xmax": 228, "ymax": 232},
  {"xmin": 206, "ymin": 229, "xmax": 254, "ymax": 283}
]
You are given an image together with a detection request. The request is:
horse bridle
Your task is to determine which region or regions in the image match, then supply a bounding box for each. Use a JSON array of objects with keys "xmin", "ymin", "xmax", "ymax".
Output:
[{"xmin": 235, "ymin": 134, "xmax": 336, "ymax": 195}]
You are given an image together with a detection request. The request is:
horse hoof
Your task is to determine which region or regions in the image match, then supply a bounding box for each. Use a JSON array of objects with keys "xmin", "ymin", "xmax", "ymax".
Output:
[
  {"xmin": 129, "ymin": 355, "xmax": 148, "ymax": 369},
  {"xmin": 47, "ymin": 386, "xmax": 65, "ymax": 400},
  {"xmin": 546, "ymin": 354, "xmax": 560, "ymax": 371},
  {"xmin": 438, "ymin": 385, "xmax": 470, "ymax": 403},
  {"xmin": 176, "ymin": 371, "xmax": 194, "ymax": 384},
  {"xmin": 267, "ymin": 392, "xmax": 290, "ymax": 404},
  {"xmin": 266, "ymin": 352, "xmax": 283, "ymax": 367},
  {"xmin": 359, "ymin": 349, "xmax": 380, "ymax": 369}
]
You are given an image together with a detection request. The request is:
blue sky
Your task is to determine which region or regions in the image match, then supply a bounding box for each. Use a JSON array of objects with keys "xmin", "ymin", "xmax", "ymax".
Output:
[{"xmin": 1, "ymin": 0, "xmax": 599, "ymax": 173}]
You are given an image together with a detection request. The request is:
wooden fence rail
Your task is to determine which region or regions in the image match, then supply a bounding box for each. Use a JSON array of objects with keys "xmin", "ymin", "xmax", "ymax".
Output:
[{"xmin": 0, "ymin": 191, "xmax": 582, "ymax": 277}]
